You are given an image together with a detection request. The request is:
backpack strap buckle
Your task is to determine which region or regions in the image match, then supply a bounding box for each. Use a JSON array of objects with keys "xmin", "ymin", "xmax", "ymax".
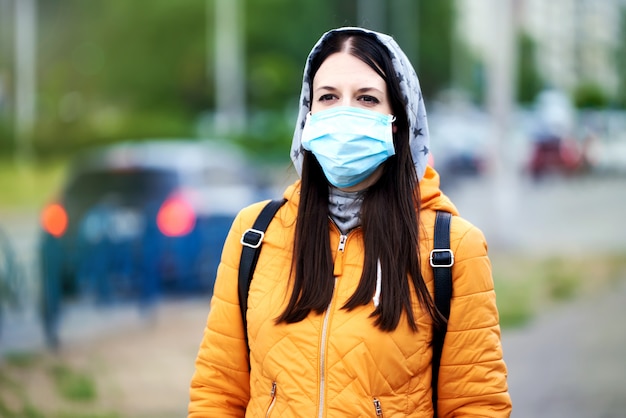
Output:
[
  {"xmin": 429, "ymin": 248, "xmax": 454, "ymax": 268},
  {"xmin": 241, "ymin": 228, "xmax": 265, "ymax": 248}
]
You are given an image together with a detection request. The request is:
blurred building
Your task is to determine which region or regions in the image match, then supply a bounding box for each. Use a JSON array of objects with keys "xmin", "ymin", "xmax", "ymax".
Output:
[{"xmin": 457, "ymin": 0, "xmax": 625, "ymax": 99}]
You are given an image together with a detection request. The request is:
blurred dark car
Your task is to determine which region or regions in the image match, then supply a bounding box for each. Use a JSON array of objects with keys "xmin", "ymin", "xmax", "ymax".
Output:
[
  {"xmin": 526, "ymin": 135, "xmax": 586, "ymax": 179},
  {"xmin": 39, "ymin": 139, "xmax": 270, "ymax": 346},
  {"xmin": 525, "ymin": 89, "xmax": 589, "ymax": 179}
]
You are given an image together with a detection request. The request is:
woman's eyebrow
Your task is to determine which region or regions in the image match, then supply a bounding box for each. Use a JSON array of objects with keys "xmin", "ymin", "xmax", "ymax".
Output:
[
  {"xmin": 314, "ymin": 85, "xmax": 337, "ymax": 93},
  {"xmin": 313, "ymin": 86, "xmax": 384, "ymax": 94},
  {"xmin": 355, "ymin": 87, "xmax": 384, "ymax": 94}
]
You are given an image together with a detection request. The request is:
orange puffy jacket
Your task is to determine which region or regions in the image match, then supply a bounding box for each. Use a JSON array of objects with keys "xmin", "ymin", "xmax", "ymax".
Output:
[{"xmin": 189, "ymin": 166, "xmax": 512, "ymax": 417}]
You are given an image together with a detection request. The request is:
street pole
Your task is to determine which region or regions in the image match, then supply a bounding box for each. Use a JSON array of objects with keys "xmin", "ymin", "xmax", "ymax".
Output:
[
  {"xmin": 485, "ymin": 0, "xmax": 518, "ymax": 248},
  {"xmin": 14, "ymin": 0, "xmax": 36, "ymax": 164},
  {"xmin": 211, "ymin": 0, "xmax": 246, "ymax": 136}
]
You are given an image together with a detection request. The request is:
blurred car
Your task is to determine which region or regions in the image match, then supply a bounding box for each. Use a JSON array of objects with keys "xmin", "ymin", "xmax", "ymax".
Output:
[
  {"xmin": 581, "ymin": 110, "xmax": 626, "ymax": 176},
  {"xmin": 526, "ymin": 135, "xmax": 586, "ymax": 179},
  {"xmin": 428, "ymin": 107, "xmax": 490, "ymax": 190},
  {"xmin": 525, "ymin": 88, "xmax": 588, "ymax": 179},
  {"xmin": 39, "ymin": 139, "xmax": 270, "ymax": 346}
]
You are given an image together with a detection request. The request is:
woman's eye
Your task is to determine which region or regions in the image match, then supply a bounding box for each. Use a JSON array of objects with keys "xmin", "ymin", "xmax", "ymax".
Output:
[
  {"xmin": 318, "ymin": 94, "xmax": 336, "ymax": 102},
  {"xmin": 359, "ymin": 95, "xmax": 380, "ymax": 104}
]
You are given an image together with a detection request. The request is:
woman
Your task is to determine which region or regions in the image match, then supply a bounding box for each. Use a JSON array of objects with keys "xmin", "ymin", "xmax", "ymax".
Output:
[{"xmin": 189, "ymin": 27, "xmax": 512, "ymax": 417}]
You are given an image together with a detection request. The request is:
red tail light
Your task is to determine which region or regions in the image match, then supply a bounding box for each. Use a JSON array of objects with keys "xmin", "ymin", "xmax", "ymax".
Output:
[
  {"xmin": 41, "ymin": 203, "xmax": 68, "ymax": 237},
  {"xmin": 156, "ymin": 195, "xmax": 196, "ymax": 237}
]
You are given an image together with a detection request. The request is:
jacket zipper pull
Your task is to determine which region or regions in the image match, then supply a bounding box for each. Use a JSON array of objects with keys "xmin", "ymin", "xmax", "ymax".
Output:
[
  {"xmin": 337, "ymin": 234, "xmax": 347, "ymax": 252},
  {"xmin": 266, "ymin": 381, "xmax": 277, "ymax": 417},
  {"xmin": 334, "ymin": 234, "xmax": 348, "ymax": 277},
  {"xmin": 373, "ymin": 398, "xmax": 383, "ymax": 417}
]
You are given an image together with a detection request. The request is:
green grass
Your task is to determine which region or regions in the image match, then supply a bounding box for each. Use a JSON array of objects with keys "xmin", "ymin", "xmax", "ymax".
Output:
[
  {"xmin": 55, "ymin": 411, "xmax": 121, "ymax": 418},
  {"xmin": 0, "ymin": 402, "xmax": 44, "ymax": 418},
  {"xmin": 55, "ymin": 413, "xmax": 121, "ymax": 418},
  {"xmin": 0, "ymin": 355, "xmax": 124, "ymax": 418},
  {"xmin": 4, "ymin": 352, "xmax": 40, "ymax": 369},
  {"xmin": 0, "ymin": 367, "xmax": 45, "ymax": 418},
  {"xmin": 493, "ymin": 278, "xmax": 535, "ymax": 329},
  {"xmin": 48, "ymin": 364, "xmax": 97, "ymax": 402},
  {"xmin": 492, "ymin": 252, "xmax": 626, "ymax": 329},
  {"xmin": 540, "ymin": 257, "xmax": 582, "ymax": 301},
  {"xmin": 0, "ymin": 157, "xmax": 67, "ymax": 209}
]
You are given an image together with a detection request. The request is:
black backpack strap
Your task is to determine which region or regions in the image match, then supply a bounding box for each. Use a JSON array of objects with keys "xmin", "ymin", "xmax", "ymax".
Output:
[
  {"xmin": 238, "ymin": 198, "xmax": 286, "ymax": 353},
  {"xmin": 430, "ymin": 210, "xmax": 454, "ymax": 417}
]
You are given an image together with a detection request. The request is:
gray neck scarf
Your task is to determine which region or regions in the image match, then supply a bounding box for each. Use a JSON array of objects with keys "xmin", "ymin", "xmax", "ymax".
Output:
[{"xmin": 328, "ymin": 187, "xmax": 365, "ymax": 234}]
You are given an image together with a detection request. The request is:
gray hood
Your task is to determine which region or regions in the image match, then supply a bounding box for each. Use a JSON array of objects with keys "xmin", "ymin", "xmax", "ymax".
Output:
[{"xmin": 289, "ymin": 27, "xmax": 431, "ymax": 181}]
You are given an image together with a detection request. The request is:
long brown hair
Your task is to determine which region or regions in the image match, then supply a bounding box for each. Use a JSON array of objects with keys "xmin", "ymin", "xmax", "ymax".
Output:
[{"xmin": 276, "ymin": 30, "xmax": 439, "ymax": 332}]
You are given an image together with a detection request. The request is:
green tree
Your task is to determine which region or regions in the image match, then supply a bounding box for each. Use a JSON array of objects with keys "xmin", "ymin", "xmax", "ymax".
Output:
[
  {"xmin": 3, "ymin": 1, "xmax": 459, "ymax": 159},
  {"xmin": 616, "ymin": 8, "xmax": 626, "ymax": 108},
  {"xmin": 415, "ymin": 0, "xmax": 455, "ymax": 100},
  {"xmin": 516, "ymin": 31, "xmax": 543, "ymax": 105},
  {"xmin": 36, "ymin": 0, "xmax": 208, "ymax": 155},
  {"xmin": 573, "ymin": 81, "xmax": 610, "ymax": 109},
  {"xmin": 245, "ymin": 0, "xmax": 336, "ymax": 112}
]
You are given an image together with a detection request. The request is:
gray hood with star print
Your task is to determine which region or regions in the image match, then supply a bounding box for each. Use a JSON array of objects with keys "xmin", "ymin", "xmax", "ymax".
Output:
[{"xmin": 289, "ymin": 26, "xmax": 430, "ymax": 181}]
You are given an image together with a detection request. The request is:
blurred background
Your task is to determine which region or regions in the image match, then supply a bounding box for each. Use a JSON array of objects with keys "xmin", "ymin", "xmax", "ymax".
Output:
[{"xmin": 0, "ymin": 0, "xmax": 625, "ymax": 417}]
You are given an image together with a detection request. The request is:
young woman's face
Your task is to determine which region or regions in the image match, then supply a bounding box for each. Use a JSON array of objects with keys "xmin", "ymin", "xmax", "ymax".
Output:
[
  {"xmin": 310, "ymin": 52, "xmax": 393, "ymax": 191},
  {"xmin": 311, "ymin": 52, "xmax": 392, "ymax": 115}
]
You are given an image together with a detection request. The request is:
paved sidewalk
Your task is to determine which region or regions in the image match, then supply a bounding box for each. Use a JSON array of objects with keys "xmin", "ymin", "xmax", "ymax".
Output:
[{"xmin": 503, "ymin": 279, "xmax": 626, "ymax": 418}]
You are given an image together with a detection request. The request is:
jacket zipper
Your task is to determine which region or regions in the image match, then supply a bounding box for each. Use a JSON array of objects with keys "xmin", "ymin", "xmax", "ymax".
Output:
[
  {"xmin": 337, "ymin": 234, "xmax": 347, "ymax": 251},
  {"xmin": 265, "ymin": 381, "xmax": 277, "ymax": 417},
  {"xmin": 318, "ymin": 228, "xmax": 347, "ymax": 418},
  {"xmin": 317, "ymin": 277, "xmax": 337, "ymax": 418},
  {"xmin": 373, "ymin": 398, "xmax": 383, "ymax": 417},
  {"xmin": 331, "ymin": 225, "xmax": 383, "ymax": 418}
]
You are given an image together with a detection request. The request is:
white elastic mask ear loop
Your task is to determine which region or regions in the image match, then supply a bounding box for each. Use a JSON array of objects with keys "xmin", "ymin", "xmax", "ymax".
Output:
[{"xmin": 373, "ymin": 259, "xmax": 382, "ymax": 308}]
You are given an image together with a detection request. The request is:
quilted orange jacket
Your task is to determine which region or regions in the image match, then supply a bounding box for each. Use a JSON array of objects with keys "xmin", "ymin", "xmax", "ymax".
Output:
[{"xmin": 188, "ymin": 166, "xmax": 512, "ymax": 417}]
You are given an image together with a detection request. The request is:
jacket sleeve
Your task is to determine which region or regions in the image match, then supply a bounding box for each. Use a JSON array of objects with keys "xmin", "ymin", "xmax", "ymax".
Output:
[
  {"xmin": 188, "ymin": 206, "xmax": 259, "ymax": 417},
  {"xmin": 436, "ymin": 220, "xmax": 512, "ymax": 417}
]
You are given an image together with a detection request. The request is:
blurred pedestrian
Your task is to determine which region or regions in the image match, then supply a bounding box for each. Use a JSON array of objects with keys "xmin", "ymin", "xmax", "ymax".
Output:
[{"xmin": 189, "ymin": 27, "xmax": 511, "ymax": 417}]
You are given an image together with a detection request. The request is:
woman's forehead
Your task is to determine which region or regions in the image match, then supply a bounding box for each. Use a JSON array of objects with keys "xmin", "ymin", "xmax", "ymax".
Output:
[{"xmin": 313, "ymin": 52, "xmax": 386, "ymax": 89}]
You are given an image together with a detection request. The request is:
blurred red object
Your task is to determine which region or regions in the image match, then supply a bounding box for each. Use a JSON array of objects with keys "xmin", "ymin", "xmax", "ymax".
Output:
[{"xmin": 527, "ymin": 136, "xmax": 586, "ymax": 179}]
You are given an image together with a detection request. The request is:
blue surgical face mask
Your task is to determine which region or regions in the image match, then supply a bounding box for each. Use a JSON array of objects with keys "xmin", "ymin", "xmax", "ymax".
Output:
[{"xmin": 301, "ymin": 106, "xmax": 396, "ymax": 188}]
